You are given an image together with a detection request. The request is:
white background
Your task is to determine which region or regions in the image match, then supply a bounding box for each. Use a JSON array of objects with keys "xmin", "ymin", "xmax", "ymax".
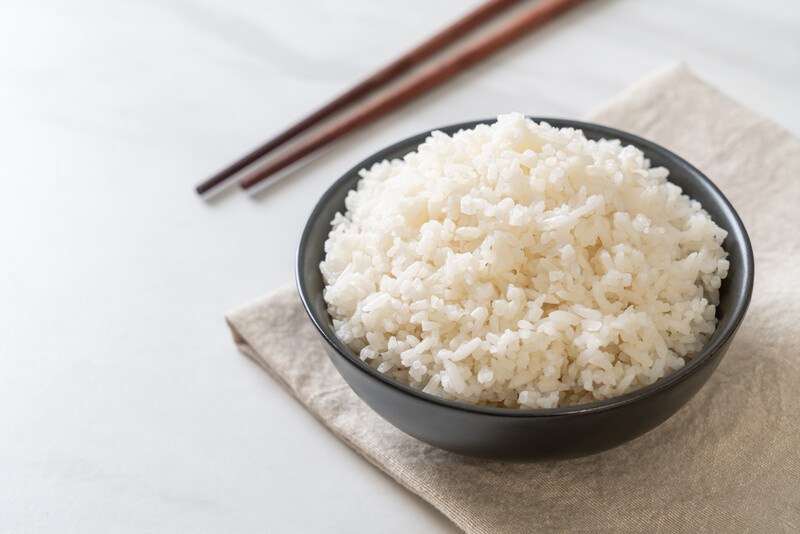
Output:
[{"xmin": 1, "ymin": 0, "xmax": 798, "ymax": 532}]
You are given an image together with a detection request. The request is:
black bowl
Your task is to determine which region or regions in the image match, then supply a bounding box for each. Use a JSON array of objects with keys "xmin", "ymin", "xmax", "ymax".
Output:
[{"xmin": 296, "ymin": 118, "xmax": 754, "ymax": 461}]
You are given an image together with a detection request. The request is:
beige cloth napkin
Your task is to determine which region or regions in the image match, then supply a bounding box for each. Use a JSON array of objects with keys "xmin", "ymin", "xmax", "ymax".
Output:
[{"xmin": 227, "ymin": 64, "xmax": 800, "ymax": 533}]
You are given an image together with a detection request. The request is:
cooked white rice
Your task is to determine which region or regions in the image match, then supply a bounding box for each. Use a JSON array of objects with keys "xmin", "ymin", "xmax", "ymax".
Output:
[{"xmin": 320, "ymin": 113, "xmax": 729, "ymax": 408}]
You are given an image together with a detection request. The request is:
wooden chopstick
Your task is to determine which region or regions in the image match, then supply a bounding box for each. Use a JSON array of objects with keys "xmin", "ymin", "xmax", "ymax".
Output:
[
  {"xmin": 239, "ymin": 0, "xmax": 585, "ymax": 191},
  {"xmin": 196, "ymin": 0, "xmax": 521, "ymax": 195}
]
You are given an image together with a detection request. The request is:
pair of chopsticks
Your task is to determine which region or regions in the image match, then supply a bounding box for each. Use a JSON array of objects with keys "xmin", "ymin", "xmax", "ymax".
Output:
[{"xmin": 196, "ymin": 0, "xmax": 585, "ymax": 196}]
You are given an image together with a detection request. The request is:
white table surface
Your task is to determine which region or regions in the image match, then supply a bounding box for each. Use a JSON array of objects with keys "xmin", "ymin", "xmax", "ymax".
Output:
[{"xmin": 2, "ymin": 0, "xmax": 798, "ymax": 532}]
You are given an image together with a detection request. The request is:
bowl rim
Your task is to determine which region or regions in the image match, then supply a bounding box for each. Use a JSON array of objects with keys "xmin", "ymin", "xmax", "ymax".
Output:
[{"xmin": 296, "ymin": 117, "xmax": 755, "ymax": 418}]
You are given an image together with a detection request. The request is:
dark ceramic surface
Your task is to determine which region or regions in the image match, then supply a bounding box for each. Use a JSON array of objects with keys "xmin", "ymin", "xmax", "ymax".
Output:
[{"xmin": 296, "ymin": 118, "xmax": 755, "ymax": 461}]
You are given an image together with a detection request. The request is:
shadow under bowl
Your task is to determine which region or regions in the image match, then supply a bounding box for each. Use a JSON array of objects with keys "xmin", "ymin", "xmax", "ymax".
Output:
[{"xmin": 296, "ymin": 118, "xmax": 754, "ymax": 461}]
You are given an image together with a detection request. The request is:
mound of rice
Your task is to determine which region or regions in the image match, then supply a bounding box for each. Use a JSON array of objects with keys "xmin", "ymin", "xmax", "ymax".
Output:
[{"xmin": 320, "ymin": 113, "xmax": 729, "ymax": 408}]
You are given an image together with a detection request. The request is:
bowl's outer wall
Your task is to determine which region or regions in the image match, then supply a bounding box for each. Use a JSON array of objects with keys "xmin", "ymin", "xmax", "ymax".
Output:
[
  {"xmin": 324, "ymin": 336, "xmax": 733, "ymax": 460},
  {"xmin": 298, "ymin": 118, "xmax": 753, "ymax": 460}
]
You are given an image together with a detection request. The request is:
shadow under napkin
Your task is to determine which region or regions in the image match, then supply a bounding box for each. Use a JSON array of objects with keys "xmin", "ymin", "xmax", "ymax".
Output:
[{"xmin": 227, "ymin": 64, "xmax": 800, "ymax": 533}]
